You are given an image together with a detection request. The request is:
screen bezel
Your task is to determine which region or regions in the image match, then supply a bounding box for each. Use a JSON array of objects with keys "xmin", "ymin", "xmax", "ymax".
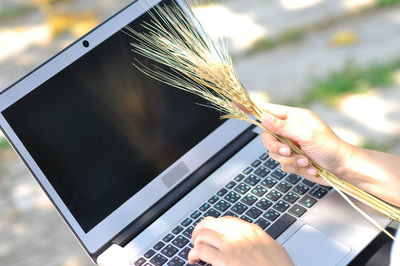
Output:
[{"xmin": 0, "ymin": 0, "xmax": 250, "ymax": 254}]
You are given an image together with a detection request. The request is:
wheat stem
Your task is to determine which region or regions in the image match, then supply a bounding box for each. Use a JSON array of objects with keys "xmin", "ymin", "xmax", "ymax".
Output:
[{"xmin": 126, "ymin": 0, "xmax": 400, "ymax": 237}]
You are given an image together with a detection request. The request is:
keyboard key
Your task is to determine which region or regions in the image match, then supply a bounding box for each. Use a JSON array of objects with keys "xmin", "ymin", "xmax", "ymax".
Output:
[
  {"xmin": 302, "ymin": 179, "xmax": 315, "ymax": 187},
  {"xmin": 254, "ymin": 166, "xmax": 270, "ymax": 178},
  {"xmin": 223, "ymin": 211, "xmax": 238, "ymax": 217},
  {"xmin": 264, "ymin": 158, "xmax": 280, "ymax": 170},
  {"xmin": 244, "ymin": 174, "xmax": 261, "ymax": 186},
  {"xmin": 214, "ymin": 200, "xmax": 231, "ymax": 212},
  {"xmin": 263, "ymin": 209, "xmax": 280, "ymax": 221},
  {"xmin": 154, "ymin": 241, "xmax": 166, "ymax": 250},
  {"xmin": 241, "ymin": 194, "xmax": 258, "ymax": 206},
  {"xmin": 283, "ymin": 192, "xmax": 299, "ymax": 204},
  {"xmin": 172, "ymin": 226, "xmax": 184, "ymax": 235},
  {"xmin": 245, "ymin": 207, "xmax": 263, "ymax": 219},
  {"xmin": 163, "ymin": 233, "xmax": 174, "ymax": 242},
  {"xmin": 309, "ymin": 186, "xmax": 328, "ymax": 199},
  {"xmin": 288, "ymin": 204, "xmax": 307, "ymax": 217},
  {"xmin": 276, "ymin": 181, "xmax": 292, "ymax": 193},
  {"xmin": 273, "ymin": 200, "xmax": 290, "ymax": 212},
  {"xmin": 251, "ymin": 185, "xmax": 268, "ymax": 197},
  {"xmin": 134, "ymin": 257, "xmax": 146, "ymax": 266},
  {"xmin": 208, "ymin": 195, "xmax": 219, "ymax": 204},
  {"xmin": 265, "ymin": 214, "xmax": 296, "ymax": 239},
  {"xmin": 217, "ymin": 188, "xmax": 228, "ymax": 196},
  {"xmin": 226, "ymin": 181, "xmax": 237, "ymax": 189},
  {"xmin": 234, "ymin": 183, "xmax": 251, "ymax": 195},
  {"xmin": 172, "ymin": 236, "xmax": 189, "ymax": 248},
  {"xmin": 167, "ymin": 257, "xmax": 185, "ymax": 266},
  {"xmin": 321, "ymin": 185, "xmax": 333, "ymax": 190},
  {"xmin": 203, "ymin": 208, "xmax": 221, "ymax": 218},
  {"xmin": 144, "ymin": 249, "xmax": 156, "ymax": 259},
  {"xmin": 259, "ymin": 153, "xmax": 268, "ymax": 160},
  {"xmin": 234, "ymin": 174, "xmax": 245, "ymax": 182},
  {"xmin": 255, "ymin": 198, "xmax": 273, "ymax": 210},
  {"xmin": 292, "ymin": 183, "xmax": 309, "ymax": 195},
  {"xmin": 178, "ymin": 247, "xmax": 191, "ymax": 260},
  {"xmin": 181, "ymin": 218, "xmax": 192, "ymax": 227},
  {"xmin": 299, "ymin": 195, "xmax": 317, "ymax": 208},
  {"xmin": 150, "ymin": 254, "xmax": 168, "ymax": 266},
  {"xmin": 193, "ymin": 217, "xmax": 204, "ymax": 227},
  {"xmin": 224, "ymin": 191, "xmax": 241, "ymax": 203},
  {"xmin": 143, "ymin": 263, "xmax": 152, "ymax": 266},
  {"xmin": 182, "ymin": 226, "xmax": 194, "ymax": 238},
  {"xmin": 199, "ymin": 203, "xmax": 211, "ymax": 212},
  {"xmin": 251, "ymin": 159, "xmax": 262, "ymax": 168},
  {"xmin": 190, "ymin": 210, "xmax": 202, "ymax": 219},
  {"xmin": 266, "ymin": 190, "xmax": 283, "ymax": 201},
  {"xmin": 285, "ymin": 174, "xmax": 302, "ymax": 185},
  {"xmin": 270, "ymin": 169, "xmax": 287, "ymax": 180},
  {"xmin": 240, "ymin": 215, "xmax": 254, "ymax": 223},
  {"xmin": 261, "ymin": 177, "xmax": 277, "ymax": 189},
  {"xmin": 243, "ymin": 166, "xmax": 253, "ymax": 174},
  {"xmin": 254, "ymin": 217, "xmax": 270, "ymax": 230},
  {"xmin": 161, "ymin": 244, "xmax": 179, "ymax": 258},
  {"xmin": 231, "ymin": 202, "xmax": 248, "ymax": 215}
]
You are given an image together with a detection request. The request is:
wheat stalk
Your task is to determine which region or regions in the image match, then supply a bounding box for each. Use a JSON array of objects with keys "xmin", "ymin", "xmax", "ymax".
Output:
[{"xmin": 125, "ymin": 0, "xmax": 400, "ymax": 238}]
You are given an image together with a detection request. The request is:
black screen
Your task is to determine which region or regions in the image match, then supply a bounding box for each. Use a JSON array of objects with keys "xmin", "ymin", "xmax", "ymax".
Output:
[{"xmin": 2, "ymin": 2, "xmax": 223, "ymax": 232}]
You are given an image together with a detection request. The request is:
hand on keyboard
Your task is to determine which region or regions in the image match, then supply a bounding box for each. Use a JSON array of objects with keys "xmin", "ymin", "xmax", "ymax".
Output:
[{"xmin": 188, "ymin": 216, "xmax": 294, "ymax": 266}]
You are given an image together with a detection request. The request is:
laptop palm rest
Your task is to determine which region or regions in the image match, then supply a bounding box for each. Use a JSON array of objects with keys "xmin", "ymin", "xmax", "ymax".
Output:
[{"xmin": 283, "ymin": 224, "xmax": 351, "ymax": 266}]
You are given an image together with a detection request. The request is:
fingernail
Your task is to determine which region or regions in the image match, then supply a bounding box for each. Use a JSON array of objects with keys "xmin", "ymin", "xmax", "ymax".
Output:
[
  {"xmin": 279, "ymin": 147, "xmax": 290, "ymax": 156},
  {"xmin": 297, "ymin": 158, "xmax": 308, "ymax": 167},
  {"xmin": 262, "ymin": 113, "xmax": 274, "ymax": 125},
  {"xmin": 307, "ymin": 167, "xmax": 317, "ymax": 176}
]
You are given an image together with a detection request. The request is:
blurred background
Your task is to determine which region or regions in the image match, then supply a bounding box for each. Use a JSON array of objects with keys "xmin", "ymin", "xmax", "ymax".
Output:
[{"xmin": 1, "ymin": 0, "xmax": 400, "ymax": 265}]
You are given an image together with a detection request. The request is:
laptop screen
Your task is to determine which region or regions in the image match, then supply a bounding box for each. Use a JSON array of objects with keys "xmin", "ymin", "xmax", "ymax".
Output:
[{"xmin": 2, "ymin": 4, "xmax": 223, "ymax": 233}]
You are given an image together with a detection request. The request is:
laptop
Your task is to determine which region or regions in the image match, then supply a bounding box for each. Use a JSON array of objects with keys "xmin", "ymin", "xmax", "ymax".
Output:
[{"xmin": 0, "ymin": 0, "xmax": 391, "ymax": 265}]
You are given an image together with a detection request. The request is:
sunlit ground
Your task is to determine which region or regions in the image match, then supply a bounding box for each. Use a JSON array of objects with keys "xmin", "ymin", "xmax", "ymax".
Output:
[{"xmin": 0, "ymin": 0, "xmax": 400, "ymax": 265}]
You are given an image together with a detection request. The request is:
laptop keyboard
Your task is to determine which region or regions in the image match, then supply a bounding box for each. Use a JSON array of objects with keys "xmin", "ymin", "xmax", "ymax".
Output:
[{"xmin": 133, "ymin": 152, "xmax": 331, "ymax": 266}]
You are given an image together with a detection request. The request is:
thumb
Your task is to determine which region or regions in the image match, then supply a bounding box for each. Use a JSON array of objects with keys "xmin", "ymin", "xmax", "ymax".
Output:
[{"xmin": 262, "ymin": 112, "xmax": 296, "ymax": 141}]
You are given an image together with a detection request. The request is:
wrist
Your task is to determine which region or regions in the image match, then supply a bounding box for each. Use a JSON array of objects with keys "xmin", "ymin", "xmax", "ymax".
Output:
[{"xmin": 334, "ymin": 141, "xmax": 361, "ymax": 182}]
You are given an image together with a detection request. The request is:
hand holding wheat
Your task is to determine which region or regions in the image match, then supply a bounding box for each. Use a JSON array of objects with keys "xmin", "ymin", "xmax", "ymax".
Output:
[{"xmin": 125, "ymin": 1, "xmax": 400, "ymax": 238}]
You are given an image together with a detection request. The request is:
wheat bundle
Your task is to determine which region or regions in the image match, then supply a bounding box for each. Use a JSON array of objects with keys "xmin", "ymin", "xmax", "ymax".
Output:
[{"xmin": 125, "ymin": 0, "xmax": 400, "ymax": 238}]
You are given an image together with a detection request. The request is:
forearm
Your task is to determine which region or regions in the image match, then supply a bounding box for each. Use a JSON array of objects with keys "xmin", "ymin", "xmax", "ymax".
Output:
[{"xmin": 340, "ymin": 144, "xmax": 400, "ymax": 207}]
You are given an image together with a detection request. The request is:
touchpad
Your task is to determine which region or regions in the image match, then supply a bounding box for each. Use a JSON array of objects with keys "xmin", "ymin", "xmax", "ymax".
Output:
[{"xmin": 283, "ymin": 224, "xmax": 351, "ymax": 266}]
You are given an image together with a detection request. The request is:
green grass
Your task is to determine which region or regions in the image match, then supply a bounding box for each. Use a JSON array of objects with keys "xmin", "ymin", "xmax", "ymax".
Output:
[
  {"xmin": 247, "ymin": 28, "xmax": 305, "ymax": 54},
  {"xmin": 246, "ymin": 0, "xmax": 400, "ymax": 55},
  {"xmin": 302, "ymin": 61, "xmax": 400, "ymax": 105},
  {"xmin": 0, "ymin": 138, "xmax": 10, "ymax": 151},
  {"xmin": 361, "ymin": 141, "xmax": 390, "ymax": 152},
  {"xmin": 375, "ymin": 0, "xmax": 400, "ymax": 7},
  {"xmin": 0, "ymin": 4, "xmax": 33, "ymax": 22}
]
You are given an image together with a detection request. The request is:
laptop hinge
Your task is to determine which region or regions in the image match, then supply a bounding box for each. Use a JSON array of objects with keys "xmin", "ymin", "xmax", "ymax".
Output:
[{"xmin": 103, "ymin": 125, "xmax": 258, "ymax": 252}]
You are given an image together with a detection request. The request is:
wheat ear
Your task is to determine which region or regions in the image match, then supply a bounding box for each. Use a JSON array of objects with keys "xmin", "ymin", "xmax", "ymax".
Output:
[{"xmin": 125, "ymin": 0, "xmax": 400, "ymax": 239}]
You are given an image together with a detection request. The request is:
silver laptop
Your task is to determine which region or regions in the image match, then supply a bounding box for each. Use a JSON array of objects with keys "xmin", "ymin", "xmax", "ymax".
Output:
[{"xmin": 0, "ymin": 0, "xmax": 390, "ymax": 265}]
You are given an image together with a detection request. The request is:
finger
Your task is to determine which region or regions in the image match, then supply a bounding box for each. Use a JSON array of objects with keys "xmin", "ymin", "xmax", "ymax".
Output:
[
  {"xmin": 193, "ymin": 228, "xmax": 227, "ymax": 250},
  {"xmin": 269, "ymin": 152, "xmax": 309, "ymax": 168},
  {"xmin": 192, "ymin": 217, "xmax": 238, "ymax": 244},
  {"xmin": 188, "ymin": 243, "xmax": 220, "ymax": 265},
  {"xmin": 192, "ymin": 216, "xmax": 216, "ymax": 243},
  {"xmin": 215, "ymin": 216, "xmax": 259, "ymax": 238},
  {"xmin": 297, "ymin": 166, "xmax": 330, "ymax": 186},
  {"xmin": 257, "ymin": 103, "xmax": 290, "ymax": 120},
  {"xmin": 280, "ymin": 164, "xmax": 298, "ymax": 174},
  {"xmin": 262, "ymin": 112, "xmax": 291, "ymax": 138},
  {"xmin": 261, "ymin": 131, "xmax": 291, "ymax": 156}
]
